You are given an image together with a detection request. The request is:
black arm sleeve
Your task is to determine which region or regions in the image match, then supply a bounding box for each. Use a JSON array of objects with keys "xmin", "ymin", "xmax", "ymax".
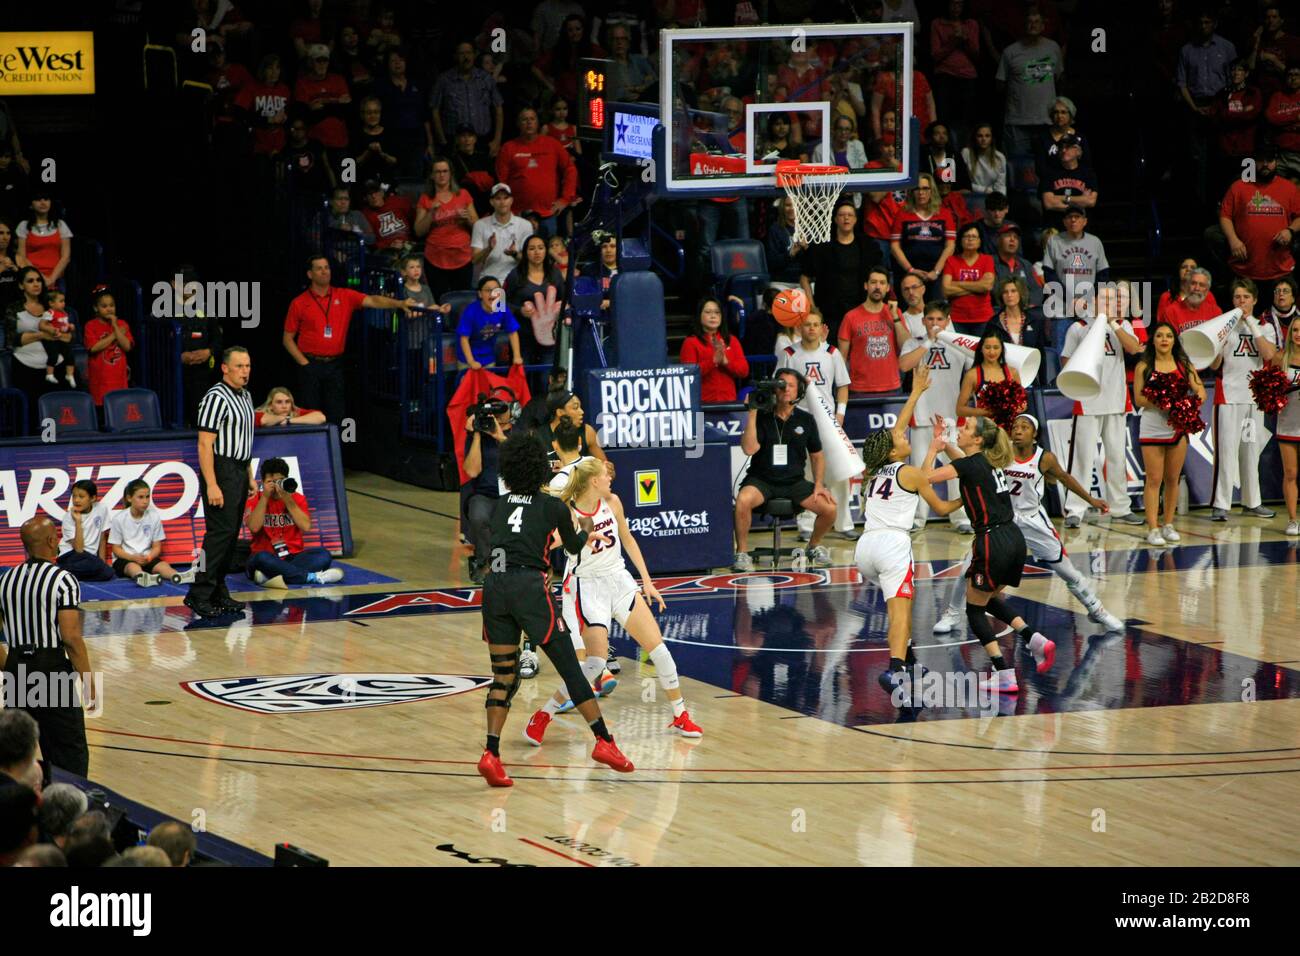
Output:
[{"xmin": 549, "ymin": 495, "xmax": 589, "ymax": 553}]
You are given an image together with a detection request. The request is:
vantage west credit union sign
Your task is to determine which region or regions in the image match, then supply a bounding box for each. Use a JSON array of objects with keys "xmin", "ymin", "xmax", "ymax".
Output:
[{"xmin": 0, "ymin": 33, "xmax": 95, "ymax": 95}]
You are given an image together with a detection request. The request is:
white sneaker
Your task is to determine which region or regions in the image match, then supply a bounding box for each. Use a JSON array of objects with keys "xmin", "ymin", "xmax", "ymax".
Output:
[
  {"xmin": 1064, "ymin": 515, "xmax": 1082, "ymax": 528},
  {"xmin": 519, "ymin": 649, "xmax": 540, "ymax": 679},
  {"xmin": 732, "ymin": 552, "xmax": 755, "ymax": 572},
  {"xmin": 1160, "ymin": 524, "xmax": 1180, "ymax": 542},
  {"xmin": 1287, "ymin": 521, "xmax": 1300, "ymax": 536},
  {"xmin": 315, "ymin": 567, "xmax": 344, "ymax": 584},
  {"xmin": 933, "ymin": 607, "xmax": 964, "ymax": 634},
  {"xmin": 977, "ymin": 668, "xmax": 1019, "ymax": 693},
  {"xmin": 135, "ymin": 572, "xmax": 161, "ymax": 588},
  {"xmin": 796, "ymin": 529, "xmax": 810, "ymax": 542},
  {"xmin": 1096, "ymin": 609, "xmax": 1124, "ymax": 632},
  {"xmin": 1146, "ymin": 529, "xmax": 1166, "ymax": 547},
  {"xmin": 808, "ymin": 545, "xmax": 831, "ymax": 567},
  {"xmin": 253, "ymin": 570, "xmax": 268, "ymax": 584},
  {"xmin": 171, "ymin": 568, "xmax": 197, "ymax": 584}
]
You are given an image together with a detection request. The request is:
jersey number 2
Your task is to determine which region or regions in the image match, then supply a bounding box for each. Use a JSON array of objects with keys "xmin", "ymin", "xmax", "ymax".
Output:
[{"xmin": 507, "ymin": 506, "xmax": 524, "ymax": 533}]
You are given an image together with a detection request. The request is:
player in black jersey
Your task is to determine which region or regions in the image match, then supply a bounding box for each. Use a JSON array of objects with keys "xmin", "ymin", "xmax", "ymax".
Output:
[
  {"xmin": 476, "ymin": 431, "xmax": 634, "ymax": 787},
  {"xmin": 925, "ymin": 415, "xmax": 1057, "ymax": 693}
]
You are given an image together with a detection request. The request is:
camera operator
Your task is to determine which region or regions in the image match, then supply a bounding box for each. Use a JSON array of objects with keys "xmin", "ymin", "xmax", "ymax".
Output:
[
  {"xmin": 733, "ymin": 368, "xmax": 837, "ymax": 572},
  {"xmin": 244, "ymin": 457, "xmax": 343, "ymax": 588},
  {"xmin": 463, "ymin": 395, "xmax": 514, "ymax": 583}
]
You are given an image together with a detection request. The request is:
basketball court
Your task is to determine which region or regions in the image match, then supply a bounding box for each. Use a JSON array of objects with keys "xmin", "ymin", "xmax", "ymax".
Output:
[{"xmin": 77, "ymin": 471, "xmax": 1300, "ymax": 866}]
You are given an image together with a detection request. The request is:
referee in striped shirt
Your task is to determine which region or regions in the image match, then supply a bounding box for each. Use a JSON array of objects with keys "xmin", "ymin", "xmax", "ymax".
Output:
[
  {"xmin": 0, "ymin": 516, "xmax": 95, "ymax": 778},
  {"xmin": 185, "ymin": 346, "xmax": 257, "ymax": 618}
]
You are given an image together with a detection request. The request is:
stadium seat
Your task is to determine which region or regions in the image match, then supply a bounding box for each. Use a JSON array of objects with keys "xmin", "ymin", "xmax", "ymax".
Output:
[
  {"xmin": 709, "ymin": 240, "xmax": 769, "ymax": 315},
  {"xmin": 37, "ymin": 391, "xmax": 99, "ymax": 436},
  {"xmin": 0, "ymin": 388, "xmax": 28, "ymax": 438},
  {"xmin": 610, "ymin": 271, "xmax": 666, "ymax": 367},
  {"xmin": 103, "ymin": 388, "xmax": 163, "ymax": 432}
]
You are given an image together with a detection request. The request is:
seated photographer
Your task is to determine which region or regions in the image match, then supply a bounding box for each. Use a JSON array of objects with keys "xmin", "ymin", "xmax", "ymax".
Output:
[
  {"xmin": 733, "ymin": 368, "xmax": 837, "ymax": 572},
  {"xmin": 462, "ymin": 394, "xmax": 513, "ymax": 584},
  {"xmin": 244, "ymin": 457, "xmax": 343, "ymax": 588}
]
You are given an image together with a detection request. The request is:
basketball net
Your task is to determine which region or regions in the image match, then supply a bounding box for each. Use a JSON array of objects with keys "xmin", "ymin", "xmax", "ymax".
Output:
[{"xmin": 776, "ymin": 160, "xmax": 850, "ymax": 247}]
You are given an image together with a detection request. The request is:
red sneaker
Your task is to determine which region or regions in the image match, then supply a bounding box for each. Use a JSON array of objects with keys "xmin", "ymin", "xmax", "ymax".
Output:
[
  {"xmin": 477, "ymin": 750, "xmax": 513, "ymax": 787},
  {"xmin": 591, "ymin": 737, "xmax": 634, "ymax": 773},
  {"xmin": 669, "ymin": 710, "xmax": 703, "ymax": 738},
  {"xmin": 523, "ymin": 710, "xmax": 551, "ymax": 746},
  {"xmin": 1036, "ymin": 636, "xmax": 1056, "ymax": 674}
]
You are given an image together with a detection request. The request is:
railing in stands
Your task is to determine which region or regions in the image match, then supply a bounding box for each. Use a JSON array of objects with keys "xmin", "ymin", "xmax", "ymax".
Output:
[{"xmin": 647, "ymin": 218, "xmax": 685, "ymax": 281}]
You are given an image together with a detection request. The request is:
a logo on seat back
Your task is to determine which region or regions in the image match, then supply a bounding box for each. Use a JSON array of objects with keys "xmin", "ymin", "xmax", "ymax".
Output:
[
  {"xmin": 59, "ymin": 407, "xmax": 79, "ymax": 425},
  {"xmin": 180, "ymin": 673, "xmax": 492, "ymax": 714},
  {"xmin": 126, "ymin": 403, "xmax": 142, "ymax": 422}
]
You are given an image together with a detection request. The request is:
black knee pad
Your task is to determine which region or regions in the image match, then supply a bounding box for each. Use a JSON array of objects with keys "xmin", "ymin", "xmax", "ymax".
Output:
[
  {"xmin": 539, "ymin": 639, "xmax": 596, "ymax": 707},
  {"xmin": 985, "ymin": 596, "xmax": 1014, "ymax": 623},
  {"xmin": 486, "ymin": 650, "xmax": 520, "ymax": 709},
  {"xmin": 966, "ymin": 602, "xmax": 996, "ymax": 643}
]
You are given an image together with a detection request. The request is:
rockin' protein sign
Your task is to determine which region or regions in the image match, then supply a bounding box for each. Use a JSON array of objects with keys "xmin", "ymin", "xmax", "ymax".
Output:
[{"xmin": 589, "ymin": 366, "xmax": 702, "ymax": 451}]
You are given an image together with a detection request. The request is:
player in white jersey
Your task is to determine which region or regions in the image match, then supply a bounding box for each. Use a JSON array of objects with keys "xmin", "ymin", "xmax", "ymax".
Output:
[
  {"xmin": 897, "ymin": 301, "xmax": 972, "ymax": 530},
  {"xmin": 854, "ymin": 367, "xmax": 961, "ymax": 703},
  {"xmin": 1272, "ymin": 320, "xmax": 1300, "ymax": 535},
  {"xmin": 776, "ymin": 312, "xmax": 855, "ymax": 538},
  {"xmin": 1209, "ymin": 279, "xmax": 1279, "ymax": 521},
  {"xmin": 1058, "ymin": 285, "xmax": 1144, "ymax": 527},
  {"xmin": 524, "ymin": 457, "xmax": 703, "ymax": 744},
  {"xmin": 933, "ymin": 414, "xmax": 1125, "ymax": 634}
]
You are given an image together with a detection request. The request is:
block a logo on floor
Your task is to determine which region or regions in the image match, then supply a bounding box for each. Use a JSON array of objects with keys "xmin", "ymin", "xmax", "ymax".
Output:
[{"xmin": 181, "ymin": 673, "xmax": 492, "ymax": 714}]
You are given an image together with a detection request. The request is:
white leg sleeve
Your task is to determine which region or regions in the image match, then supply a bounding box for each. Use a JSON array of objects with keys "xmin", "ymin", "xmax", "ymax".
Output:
[{"xmin": 649, "ymin": 643, "xmax": 680, "ymax": 692}]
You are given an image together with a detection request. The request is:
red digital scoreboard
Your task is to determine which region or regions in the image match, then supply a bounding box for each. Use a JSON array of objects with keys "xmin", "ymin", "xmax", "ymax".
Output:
[{"xmin": 577, "ymin": 58, "xmax": 611, "ymax": 141}]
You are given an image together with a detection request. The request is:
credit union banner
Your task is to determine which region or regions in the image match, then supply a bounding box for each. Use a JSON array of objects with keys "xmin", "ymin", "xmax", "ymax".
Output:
[{"xmin": 0, "ymin": 32, "xmax": 95, "ymax": 95}]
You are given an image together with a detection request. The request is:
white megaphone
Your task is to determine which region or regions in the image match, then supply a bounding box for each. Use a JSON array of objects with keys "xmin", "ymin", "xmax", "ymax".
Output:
[
  {"xmin": 1180, "ymin": 308, "xmax": 1243, "ymax": 370},
  {"xmin": 1055, "ymin": 314, "xmax": 1112, "ymax": 401},
  {"xmin": 801, "ymin": 385, "xmax": 864, "ymax": 483},
  {"xmin": 936, "ymin": 328, "xmax": 1042, "ymax": 386}
]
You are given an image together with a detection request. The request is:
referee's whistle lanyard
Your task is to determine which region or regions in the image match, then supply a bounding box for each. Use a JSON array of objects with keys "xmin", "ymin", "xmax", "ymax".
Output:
[{"xmin": 313, "ymin": 290, "xmax": 334, "ymax": 341}]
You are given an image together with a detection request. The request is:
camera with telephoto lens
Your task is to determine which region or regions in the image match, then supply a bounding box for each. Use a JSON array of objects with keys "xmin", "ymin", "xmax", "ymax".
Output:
[
  {"xmin": 473, "ymin": 395, "xmax": 511, "ymax": 433},
  {"xmin": 748, "ymin": 379, "xmax": 782, "ymax": 413},
  {"xmin": 269, "ymin": 477, "xmax": 298, "ymax": 493}
]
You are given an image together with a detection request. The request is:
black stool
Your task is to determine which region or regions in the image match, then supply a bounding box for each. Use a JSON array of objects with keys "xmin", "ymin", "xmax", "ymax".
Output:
[{"xmin": 752, "ymin": 498, "xmax": 803, "ymax": 570}]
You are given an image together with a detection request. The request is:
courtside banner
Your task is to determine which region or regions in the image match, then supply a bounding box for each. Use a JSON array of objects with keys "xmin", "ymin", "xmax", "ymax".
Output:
[
  {"xmin": 589, "ymin": 366, "xmax": 701, "ymax": 449},
  {"xmin": 0, "ymin": 425, "xmax": 351, "ymax": 565},
  {"xmin": 606, "ymin": 442, "xmax": 734, "ymax": 572},
  {"xmin": 0, "ymin": 32, "xmax": 95, "ymax": 95}
]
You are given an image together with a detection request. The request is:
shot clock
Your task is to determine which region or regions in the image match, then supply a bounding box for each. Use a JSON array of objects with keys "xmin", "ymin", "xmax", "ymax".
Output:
[{"xmin": 577, "ymin": 58, "xmax": 611, "ymax": 141}]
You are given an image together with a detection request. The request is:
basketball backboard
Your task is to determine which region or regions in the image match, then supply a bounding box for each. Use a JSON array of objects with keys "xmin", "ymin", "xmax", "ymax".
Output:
[{"xmin": 658, "ymin": 22, "xmax": 915, "ymax": 197}]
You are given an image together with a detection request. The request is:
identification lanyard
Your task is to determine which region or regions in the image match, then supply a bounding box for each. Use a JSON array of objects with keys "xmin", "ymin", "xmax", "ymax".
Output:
[
  {"xmin": 772, "ymin": 413, "xmax": 788, "ymax": 467},
  {"xmin": 313, "ymin": 290, "xmax": 334, "ymax": 339}
]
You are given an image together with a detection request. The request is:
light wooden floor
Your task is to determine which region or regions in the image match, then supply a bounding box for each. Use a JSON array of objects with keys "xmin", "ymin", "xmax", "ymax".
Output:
[{"xmin": 76, "ymin": 472, "xmax": 1300, "ymax": 866}]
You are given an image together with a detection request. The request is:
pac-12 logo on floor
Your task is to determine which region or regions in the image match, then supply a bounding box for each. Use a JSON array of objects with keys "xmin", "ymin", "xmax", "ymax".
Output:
[
  {"xmin": 180, "ymin": 673, "xmax": 492, "ymax": 714},
  {"xmin": 635, "ymin": 469, "xmax": 661, "ymax": 506}
]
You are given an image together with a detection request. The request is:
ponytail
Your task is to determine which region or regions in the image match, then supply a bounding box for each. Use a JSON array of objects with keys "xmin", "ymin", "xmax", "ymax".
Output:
[
  {"xmin": 560, "ymin": 456, "xmax": 605, "ymax": 505},
  {"xmin": 974, "ymin": 417, "xmax": 1013, "ymax": 469}
]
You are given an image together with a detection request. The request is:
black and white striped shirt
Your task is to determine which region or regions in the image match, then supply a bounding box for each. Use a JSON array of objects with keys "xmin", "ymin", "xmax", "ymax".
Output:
[
  {"xmin": 197, "ymin": 381, "xmax": 255, "ymax": 461},
  {"xmin": 0, "ymin": 560, "xmax": 81, "ymax": 651}
]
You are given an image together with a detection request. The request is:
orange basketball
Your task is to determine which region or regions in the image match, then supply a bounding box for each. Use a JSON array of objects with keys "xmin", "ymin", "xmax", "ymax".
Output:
[{"xmin": 771, "ymin": 288, "xmax": 810, "ymax": 328}]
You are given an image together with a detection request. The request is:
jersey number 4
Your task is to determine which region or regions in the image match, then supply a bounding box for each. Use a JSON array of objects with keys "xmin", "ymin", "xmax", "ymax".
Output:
[{"xmin": 507, "ymin": 506, "xmax": 524, "ymax": 532}]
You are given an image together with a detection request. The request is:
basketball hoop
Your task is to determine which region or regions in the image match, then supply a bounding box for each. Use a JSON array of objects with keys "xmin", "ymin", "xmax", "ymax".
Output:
[{"xmin": 776, "ymin": 160, "xmax": 850, "ymax": 247}]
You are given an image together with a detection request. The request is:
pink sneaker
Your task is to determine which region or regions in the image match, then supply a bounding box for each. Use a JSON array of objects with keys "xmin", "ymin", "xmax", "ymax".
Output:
[{"xmin": 978, "ymin": 668, "xmax": 1020, "ymax": 694}]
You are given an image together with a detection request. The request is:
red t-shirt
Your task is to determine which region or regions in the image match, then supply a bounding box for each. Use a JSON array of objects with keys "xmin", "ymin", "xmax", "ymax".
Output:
[
  {"xmin": 872, "ymin": 70, "xmax": 934, "ymax": 139},
  {"xmin": 942, "ymin": 253, "xmax": 995, "ymax": 327},
  {"xmin": 235, "ymin": 81, "xmax": 291, "ymax": 155},
  {"xmin": 861, "ymin": 190, "xmax": 901, "ymax": 241},
  {"xmin": 838, "ymin": 304, "xmax": 900, "ymax": 393},
  {"xmin": 255, "ymin": 407, "xmax": 321, "ymax": 427},
  {"xmin": 284, "ymin": 286, "xmax": 367, "ymax": 357},
  {"xmin": 362, "ymin": 194, "xmax": 414, "ymax": 250},
  {"xmin": 245, "ymin": 491, "xmax": 310, "ymax": 556},
  {"xmin": 83, "ymin": 318, "xmax": 134, "ymax": 405},
  {"xmin": 1218, "ymin": 176, "xmax": 1300, "ymax": 280},
  {"xmin": 294, "ymin": 73, "xmax": 351, "ymax": 149},
  {"xmin": 1164, "ymin": 296, "xmax": 1223, "ymax": 333},
  {"xmin": 495, "ymin": 135, "xmax": 578, "ymax": 218},
  {"xmin": 417, "ymin": 190, "xmax": 474, "ymax": 270},
  {"xmin": 1266, "ymin": 89, "xmax": 1300, "ymax": 151},
  {"xmin": 1157, "ymin": 289, "xmax": 1220, "ymax": 325}
]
